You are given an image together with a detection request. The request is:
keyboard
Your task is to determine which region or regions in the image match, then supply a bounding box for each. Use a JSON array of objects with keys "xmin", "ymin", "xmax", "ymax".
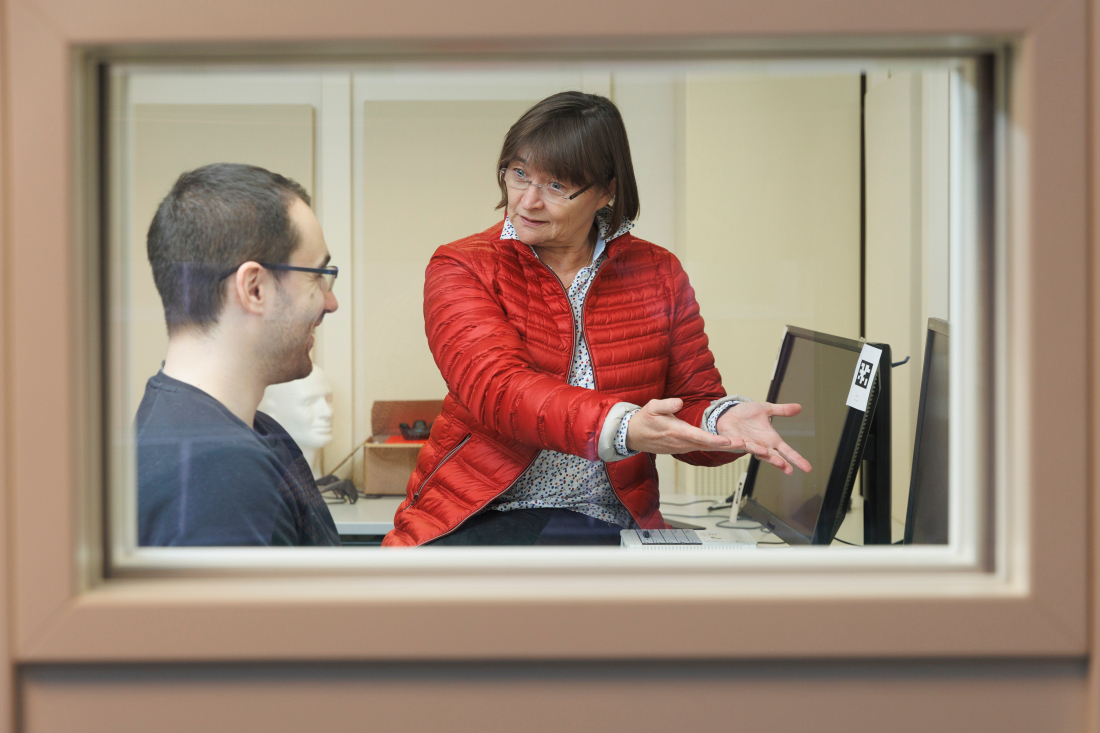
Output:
[{"xmin": 620, "ymin": 528, "xmax": 757, "ymax": 549}]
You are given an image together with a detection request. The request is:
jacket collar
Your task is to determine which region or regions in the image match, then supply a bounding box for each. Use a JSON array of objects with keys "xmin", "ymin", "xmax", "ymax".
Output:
[{"xmin": 501, "ymin": 206, "xmax": 635, "ymax": 248}]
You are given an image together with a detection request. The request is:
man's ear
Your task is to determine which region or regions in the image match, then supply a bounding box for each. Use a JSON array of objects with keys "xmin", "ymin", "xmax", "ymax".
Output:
[{"xmin": 232, "ymin": 262, "xmax": 269, "ymax": 316}]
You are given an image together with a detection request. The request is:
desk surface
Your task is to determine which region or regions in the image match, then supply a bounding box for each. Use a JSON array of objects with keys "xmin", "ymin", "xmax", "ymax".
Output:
[
  {"xmin": 660, "ymin": 496, "xmax": 877, "ymax": 546},
  {"xmin": 326, "ymin": 495, "xmax": 890, "ymax": 546},
  {"xmin": 327, "ymin": 496, "xmax": 404, "ymax": 536}
]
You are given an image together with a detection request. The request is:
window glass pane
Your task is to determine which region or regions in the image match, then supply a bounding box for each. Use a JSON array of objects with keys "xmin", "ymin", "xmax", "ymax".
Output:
[{"xmin": 106, "ymin": 58, "xmax": 975, "ymax": 567}]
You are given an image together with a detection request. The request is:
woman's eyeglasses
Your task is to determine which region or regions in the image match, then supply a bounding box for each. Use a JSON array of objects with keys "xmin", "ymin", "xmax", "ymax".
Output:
[{"xmin": 500, "ymin": 167, "xmax": 594, "ymax": 206}]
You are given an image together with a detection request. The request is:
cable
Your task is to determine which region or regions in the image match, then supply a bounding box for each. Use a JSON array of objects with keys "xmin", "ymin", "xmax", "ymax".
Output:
[
  {"xmin": 716, "ymin": 519, "xmax": 770, "ymax": 533},
  {"xmin": 833, "ymin": 537, "xmax": 861, "ymax": 546},
  {"xmin": 325, "ymin": 437, "xmax": 371, "ymax": 477},
  {"xmin": 715, "ymin": 518, "xmax": 783, "ymax": 545},
  {"xmin": 660, "ymin": 499, "xmax": 718, "ymax": 507}
]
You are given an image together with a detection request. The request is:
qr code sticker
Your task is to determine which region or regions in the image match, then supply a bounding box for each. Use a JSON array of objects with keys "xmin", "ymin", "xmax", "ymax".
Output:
[{"xmin": 855, "ymin": 359, "xmax": 873, "ymax": 389}]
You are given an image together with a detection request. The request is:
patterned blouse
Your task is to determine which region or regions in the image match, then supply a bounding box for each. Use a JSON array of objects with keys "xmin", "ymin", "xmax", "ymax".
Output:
[{"xmin": 491, "ymin": 210, "xmax": 739, "ymax": 527}]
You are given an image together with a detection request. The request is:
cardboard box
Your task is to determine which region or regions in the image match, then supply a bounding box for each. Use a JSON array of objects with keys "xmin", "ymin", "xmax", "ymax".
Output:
[{"xmin": 362, "ymin": 400, "xmax": 443, "ymax": 495}]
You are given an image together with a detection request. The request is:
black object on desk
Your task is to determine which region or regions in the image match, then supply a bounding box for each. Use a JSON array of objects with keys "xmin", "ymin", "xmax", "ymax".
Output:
[
  {"xmin": 399, "ymin": 420, "xmax": 432, "ymax": 440},
  {"xmin": 317, "ymin": 475, "xmax": 359, "ymax": 504}
]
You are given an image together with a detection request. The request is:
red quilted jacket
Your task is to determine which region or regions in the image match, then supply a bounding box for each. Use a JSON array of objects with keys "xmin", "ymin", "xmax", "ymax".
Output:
[{"xmin": 383, "ymin": 221, "xmax": 737, "ymax": 546}]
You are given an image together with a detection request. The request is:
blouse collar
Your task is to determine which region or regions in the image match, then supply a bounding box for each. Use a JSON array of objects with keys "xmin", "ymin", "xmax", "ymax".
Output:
[{"xmin": 501, "ymin": 207, "xmax": 635, "ymax": 246}]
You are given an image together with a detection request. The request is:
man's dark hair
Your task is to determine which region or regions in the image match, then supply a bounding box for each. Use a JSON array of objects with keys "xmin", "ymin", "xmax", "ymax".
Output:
[
  {"xmin": 147, "ymin": 163, "xmax": 312, "ymax": 335},
  {"xmin": 496, "ymin": 91, "xmax": 640, "ymax": 235}
]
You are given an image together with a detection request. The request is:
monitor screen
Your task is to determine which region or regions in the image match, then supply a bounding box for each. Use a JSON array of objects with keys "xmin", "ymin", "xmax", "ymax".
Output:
[
  {"xmin": 742, "ymin": 327, "xmax": 880, "ymax": 545},
  {"xmin": 904, "ymin": 319, "xmax": 949, "ymax": 544}
]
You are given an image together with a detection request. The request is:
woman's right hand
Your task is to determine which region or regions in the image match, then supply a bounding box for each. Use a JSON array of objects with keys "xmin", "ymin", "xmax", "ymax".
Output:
[{"xmin": 625, "ymin": 398, "xmax": 745, "ymax": 455}]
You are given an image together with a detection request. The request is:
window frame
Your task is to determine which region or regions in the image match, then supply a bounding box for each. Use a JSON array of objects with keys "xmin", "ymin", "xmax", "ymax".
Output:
[{"xmin": 4, "ymin": 0, "xmax": 1087, "ymax": 662}]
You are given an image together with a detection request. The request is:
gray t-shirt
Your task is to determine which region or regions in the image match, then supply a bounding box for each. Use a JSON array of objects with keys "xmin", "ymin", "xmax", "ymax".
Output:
[{"xmin": 136, "ymin": 372, "xmax": 340, "ymax": 546}]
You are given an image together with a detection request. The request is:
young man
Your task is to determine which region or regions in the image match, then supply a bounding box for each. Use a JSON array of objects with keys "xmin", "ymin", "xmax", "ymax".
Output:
[{"xmin": 137, "ymin": 163, "xmax": 341, "ymax": 546}]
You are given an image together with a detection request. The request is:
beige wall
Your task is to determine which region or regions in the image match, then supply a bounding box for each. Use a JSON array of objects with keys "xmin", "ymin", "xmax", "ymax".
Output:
[
  {"xmin": 358, "ymin": 99, "xmax": 531, "ymax": 428},
  {"xmin": 684, "ymin": 73, "xmax": 862, "ymax": 401},
  {"xmin": 683, "ymin": 73, "xmax": 861, "ymax": 495},
  {"xmin": 124, "ymin": 103, "xmax": 316, "ymax": 418},
  {"xmin": 864, "ymin": 70, "xmax": 951, "ymax": 534}
]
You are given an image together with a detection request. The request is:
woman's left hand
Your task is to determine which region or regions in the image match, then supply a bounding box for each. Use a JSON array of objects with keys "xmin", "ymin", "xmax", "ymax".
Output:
[{"xmin": 716, "ymin": 402, "xmax": 812, "ymax": 475}]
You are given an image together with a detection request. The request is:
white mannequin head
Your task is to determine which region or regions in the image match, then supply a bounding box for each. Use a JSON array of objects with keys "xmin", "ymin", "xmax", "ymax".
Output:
[{"xmin": 258, "ymin": 363, "xmax": 334, "ymax": 477}]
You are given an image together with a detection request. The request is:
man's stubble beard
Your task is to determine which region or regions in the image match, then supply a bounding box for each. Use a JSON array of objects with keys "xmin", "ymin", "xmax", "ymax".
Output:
[{"xmin": 260, "ymin": 286, "xmax": 315, "ymax": 386}]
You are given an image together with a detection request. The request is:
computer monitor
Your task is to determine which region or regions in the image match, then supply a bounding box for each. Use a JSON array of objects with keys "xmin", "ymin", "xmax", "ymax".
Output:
[
  {"xmin": 904, "ymin": 318, "xmax": 949, "ymax": 544},
  {"xmin": 741, "ymin": 326, "xmax": 891, "ymax": 545}
]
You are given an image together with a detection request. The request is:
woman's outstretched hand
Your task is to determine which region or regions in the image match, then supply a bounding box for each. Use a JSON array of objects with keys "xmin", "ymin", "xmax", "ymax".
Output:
[
  {"xmin": 716, "ymin": 401, "xmax": 812, "ymax": 475},
  {"xmin": 625, "ymin": 398, "xmax": 745, "ymax": 455}
]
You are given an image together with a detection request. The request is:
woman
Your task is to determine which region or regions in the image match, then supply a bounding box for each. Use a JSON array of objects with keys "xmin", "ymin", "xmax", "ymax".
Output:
[{"xmin": 384, "ymin": 92, "xmax": 809, "ymax": 547}]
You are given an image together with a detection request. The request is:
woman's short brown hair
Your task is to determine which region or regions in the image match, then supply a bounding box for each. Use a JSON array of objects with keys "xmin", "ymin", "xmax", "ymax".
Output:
[{"xmin": 496, "ymin": 91, "xmax": 640, "ymax": 236}]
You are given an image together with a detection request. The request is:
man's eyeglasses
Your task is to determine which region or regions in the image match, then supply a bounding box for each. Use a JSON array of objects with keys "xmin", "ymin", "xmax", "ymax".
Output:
[
  {"xmin": 500, "ymin": 167, "xmax": 594, "ymax": 206},
  {"xmin": 219, "ymin": 263, "xmax": 339, "ymax": 291}
]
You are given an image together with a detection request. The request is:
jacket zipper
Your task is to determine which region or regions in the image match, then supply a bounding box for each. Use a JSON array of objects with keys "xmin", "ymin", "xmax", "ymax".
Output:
[
  {"xmin": 577, "ymin": 257, "xmax": 644, "ymax": 529},
  {"xmin": 541, "ymin": 257, "xmax": 579, "ymax": 382},
  {"xmin": 404, "ymin": 433, "xmax": 471, "ymax": 510},
  {"xmin": 543, "ymin": 249, "xmax": 643, "ymax": 528}
]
